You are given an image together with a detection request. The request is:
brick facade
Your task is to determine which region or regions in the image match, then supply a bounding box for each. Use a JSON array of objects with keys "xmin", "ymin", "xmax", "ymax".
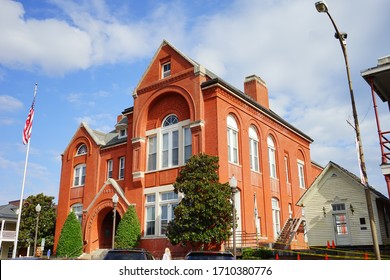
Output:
[{"xmin": 54, "ymin": 40, "xmax": 322, "ymax": 258}]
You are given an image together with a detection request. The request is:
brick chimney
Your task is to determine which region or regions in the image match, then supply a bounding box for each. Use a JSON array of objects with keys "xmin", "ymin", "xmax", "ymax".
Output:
[{"xmin": 244, "ymin": 75, "xmax": 269, "ymax": 109}]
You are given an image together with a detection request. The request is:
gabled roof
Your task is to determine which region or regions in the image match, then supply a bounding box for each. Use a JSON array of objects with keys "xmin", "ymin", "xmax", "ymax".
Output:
[
  {"xmin": 0, "ymin": 203, "xmax": 18, "ymax": 220},
  {"xmin": 297, "ymin": 161, "xmax": 389, "ymax": 206},
  {"xmin": 133, "ymin": 39, "xmax": 218, "ymax": 95},
  {"xmin": 63, "ymin": 120, "xmax": 128, "ymax": 155}
]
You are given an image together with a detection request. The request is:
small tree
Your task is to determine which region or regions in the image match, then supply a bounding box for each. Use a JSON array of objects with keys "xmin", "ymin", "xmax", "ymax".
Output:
[
  {"xmin": 56, "ymin": 211, "xmax": 83, "ymax": 258},
  {"xmin": 18, "ymin": 193, "xmax": 56, "ymax": 250},
  {"xmin": 166, "ymin": 153, "xmax": 233, "ymax": 249},
  {"xmin": 115, "ymin": 205, "xmax": 141, "ymax": 248}
]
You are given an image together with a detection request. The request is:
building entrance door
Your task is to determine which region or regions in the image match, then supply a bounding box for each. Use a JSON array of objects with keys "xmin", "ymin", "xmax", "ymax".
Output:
[{"xmin": 99, "ymin": 210, "xmax": 121, "ymax": 249}]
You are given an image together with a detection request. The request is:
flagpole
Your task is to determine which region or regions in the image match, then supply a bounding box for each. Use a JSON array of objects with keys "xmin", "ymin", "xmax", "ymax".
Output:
[
  {"xmin": 12, "ymin": 83, "xmax": 38, "ymax": 259},
  {"xmin": 12, "ymin": 133, "xmax": 32, "ymax": 258}
]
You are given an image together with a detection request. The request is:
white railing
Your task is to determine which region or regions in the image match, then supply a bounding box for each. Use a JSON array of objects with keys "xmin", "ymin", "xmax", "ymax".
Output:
[{"xmin": 0, "ymin": 230, "xmax": 17, "ymax": 241}]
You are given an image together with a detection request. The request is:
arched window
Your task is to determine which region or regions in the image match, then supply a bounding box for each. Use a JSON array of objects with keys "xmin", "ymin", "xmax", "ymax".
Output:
[
  {"xmin": 227, "ymin": 114, "xmax": 239, "ymax": 164},
  {"xmin": 146, "ymin": 114, "xmax": 191, "ymax": 171},
  {"xmin": 163, "ymin": 114, "xmax": 178, "ymax": 127},
  {"xmin": 249, "ymin": 126, "xmax": 260, "ymax": 172},
  {"xmin": 76, "ymin": 144, "xmax": 87, "ymax": 156},
  {"xmin": 73, "ymin": 164, "xmax": 86, "ymax": 186},
  {"xmin": 267, "ymin": 136, "xmax": 277, "ymax": 178},
  {"xmin": 162, "ymin": 114, "xmax": 179, "ymax": 168},
  {"xmin": 297, "ymin": 150, "xmax": 306, "ymax": 189}
]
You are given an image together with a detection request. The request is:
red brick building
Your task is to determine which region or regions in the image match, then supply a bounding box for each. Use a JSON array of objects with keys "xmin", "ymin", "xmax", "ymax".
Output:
[{"xmin": 54, "ymin": 40, "xmax": 322, "ymax": 258}]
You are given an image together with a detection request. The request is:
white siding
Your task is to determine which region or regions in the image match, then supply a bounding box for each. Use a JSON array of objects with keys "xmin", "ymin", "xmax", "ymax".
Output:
[{"xmin": 302, "ymin": 167, "xmax": 382, "ymax": 247}]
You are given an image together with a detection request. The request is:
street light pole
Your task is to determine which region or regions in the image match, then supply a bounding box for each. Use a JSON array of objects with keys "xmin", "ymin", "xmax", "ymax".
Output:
[
  {"xmin": 229, "ymin": 175, "xmax": 238, "ymax": 259},
  {"xmin": 33, "ymin": 204, "xmax": 41, "ymax": 257},
  {"xmin": 112, "ymin": 193, "xmax": 119, "ymax": 249},
  {"xmin": 315, "ymin": 1, "xmax": 381, "ymax": 260}
]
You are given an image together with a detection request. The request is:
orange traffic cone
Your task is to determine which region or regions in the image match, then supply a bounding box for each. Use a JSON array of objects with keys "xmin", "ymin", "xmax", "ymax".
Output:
[
  {"xmin": 297, "ymin": 254, "xmax": 301, "ymax": 260},
  {"xmin": 325, "ymin": 253, "xmax": 328, "ymax": 260},
  {"xmin": 275, "ymin": 253, "xmax": 279, "ymax": 260},
  {"xmin": 327, "ymin": 240, "xmax": 330, "ymax": 249},
  {"xmin": 331, "ymin": 240, "xmax": 336, "ymax": 249},
  {"xmin": 364, "ymin": 253, "xmax": 369, "ymax": 260}
]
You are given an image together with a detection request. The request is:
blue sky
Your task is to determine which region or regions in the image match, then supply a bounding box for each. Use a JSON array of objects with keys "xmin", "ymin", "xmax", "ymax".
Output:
[{"xmin": 0, "ymin": 0, "xmax": 389, "ymax": 205}]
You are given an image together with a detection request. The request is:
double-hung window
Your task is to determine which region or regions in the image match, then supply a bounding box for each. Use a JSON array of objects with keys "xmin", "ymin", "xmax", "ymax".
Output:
[
  {"xmin": 249, "ymin": 126, "xmax": 259, "ymax": 172},
  {"xmin": 107, "ymin": 159, "xmax": 113, "ymax": 179},
  {"xmin": 297, "ymin": 160, "xmax": 305, "ymax": 188},
  {"xmin": 162, "ymin": 62, "xmax": 171, "ymax": 78},
  {"xmin": 148, "ymin": 136, "xmax": 157, "ymax": 171},
  {"xmin": 227, "ymin": 114, "xmax": 239, "ymax": 164},
  {"xmin": 183, "ymin": 127, "xmax": 192, "ymax": 163},
  {"xmin": 145, "ymin": 194, "xmax": 156, "ymax": 236},
  {"xmin": 144, "ymin": 188, "xmax": 180, "ymax": 236},
  {"xmin": 119, "ymin": 157, "xmax": 125, "ymax": 179},
  {"xmin": 162, "ymin": 115, "xmax": 179, "ymax": 168},
  {"xmin": 267, "ymin": 136, "xmax": 277, "ymax": 178},
  {"xmin": 71, "ymin": 204, "xmax": 83, "ymax": 224},
  {"xmin": 160, "ymin": 192, "xmax": 179, "ymax": 235},
  {"xmin": 146, "ymin": 114, "xmax": 191, "ymax": 171},
  {"xmin": 73, "ymin": 164, "xmax": 86, "ymax": 186}
]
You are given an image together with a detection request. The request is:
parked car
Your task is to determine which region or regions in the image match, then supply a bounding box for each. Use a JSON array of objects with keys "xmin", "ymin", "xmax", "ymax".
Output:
[
  {"xmin": 103, "ymin": 248, "xmax": 155, "ymax": 260},
  {"xmin": 184, "ymin": 251, "xmax": 235, "ymax": 260}
]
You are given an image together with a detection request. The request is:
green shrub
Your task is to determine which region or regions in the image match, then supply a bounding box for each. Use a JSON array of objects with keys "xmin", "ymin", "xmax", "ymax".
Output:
[
  {"xmin": 56, "ymin": 211, "xmax": 83, "ymax": 258},
  {"xmin": 242, "ymin": 247, "xmax": 273, "ymax": 259},
  {"xmin": 114, "ymin": 205, "xmax": 141, "ymax": 248}
]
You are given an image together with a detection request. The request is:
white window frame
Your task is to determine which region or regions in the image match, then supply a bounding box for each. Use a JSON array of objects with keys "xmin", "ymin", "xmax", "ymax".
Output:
[
  {"xmin": 71, "ymin": 203, "xmax": 83, "ymax": 224},
  {"xmin": 249, "ymin": 126, "xmax": 259, "ymax": 172},
  {"xmin": 162, "ymin": 62, "xmax": 171, "ymax": 78},
  {"xmin": 118, "ymin": 128, "xmax": 127, "ymax": 139},
  {"xmin": 227, "ymin": 115, "xmax": 239, "ymax": 164},
  {"xmin": 119, "ymin": 157, "xmax": 125, "ymax": 180},
  {"xmin": 145, "ymin": 194, "xmax": 156, "ymax": 236},
  {"xmin": 183, "ymin": 127, "xmax": 192, "ymax": 163},
  {"xmin": 267, "ymin": 136, "xmax": 277, "ymax": 178},
  {"xmin": 76, "ymin": 144, "xmax": 87, "ymax": 156},
  {"xmin": 160, "ymin": 192, "xmax": 179, "ymax": 235},
  {"xmin": 284, "ymin": 156, "xmax": 290, "ymax": 183},
  {"xmin": 73, "ymin": 164, "xmax": 86, "ymax": 187},
  {"xmin": 147, "ymin": 135, "xmax": 157, "ymax": 171},
  {"xmin": 272, "ymin": 198, "xmax": 281, "ymax": 238},
  {"xmin": 144, "ymin": 186, "xmax": 181, "ymax": 237},
  {"xmin": 107, "ymin": 159, "xmax": 113, "ymax": 179},
  {"xmin": 298, "ymin": 160, "xmax": 305, "ymax": 189},
  {"xmin": 146, "ymin": 116, "xmax": 191, "ymax": 172},
  {"xmin": 161, "ymin": 128, "xmax": 179, "ymax": 168}
]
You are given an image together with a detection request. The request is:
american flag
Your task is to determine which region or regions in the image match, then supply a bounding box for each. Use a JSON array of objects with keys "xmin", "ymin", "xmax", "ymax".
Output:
[{"xmin": 22, "ymin": 84, "xmax": 37, "ymax": 145}]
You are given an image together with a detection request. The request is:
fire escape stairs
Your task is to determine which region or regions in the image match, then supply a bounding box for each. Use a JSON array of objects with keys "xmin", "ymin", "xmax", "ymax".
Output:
[{"xmin": 274, "ymin": 217, "xmax": 305, "ymax": 250}]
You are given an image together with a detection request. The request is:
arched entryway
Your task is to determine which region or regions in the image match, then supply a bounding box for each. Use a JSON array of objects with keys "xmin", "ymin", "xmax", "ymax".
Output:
[{"xmin": 97, "ymin": 207, "xmax": 121, "ymax": 249}]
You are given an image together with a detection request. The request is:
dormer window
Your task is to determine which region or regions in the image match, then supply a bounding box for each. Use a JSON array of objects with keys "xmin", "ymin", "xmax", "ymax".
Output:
[
  {"xmin": 76, "ymin": 144, "xmax": 87, "ymax": 156},
  {"xmin": 119, "ymin": 128, "xmax": 127, "ymax": 139},
  {"xmin": 162, "ymin": 62, "xmax": 171, "ymax": 78}
]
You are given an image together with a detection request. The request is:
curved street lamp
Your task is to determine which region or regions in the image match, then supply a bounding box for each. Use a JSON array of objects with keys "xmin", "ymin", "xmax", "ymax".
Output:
[
  {"xmin": 33, "ymin": 203, "xmax": 41, "ymax": 257},
  {"xmin": 315, "ymin": 1, "xmax": 381, "ymax": 260}
]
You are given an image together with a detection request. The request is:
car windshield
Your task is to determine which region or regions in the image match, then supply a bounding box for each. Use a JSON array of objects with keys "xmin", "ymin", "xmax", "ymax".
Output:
[{"xmin": 104, "ymin": 251, "xmax": 145, "ymax": 260}]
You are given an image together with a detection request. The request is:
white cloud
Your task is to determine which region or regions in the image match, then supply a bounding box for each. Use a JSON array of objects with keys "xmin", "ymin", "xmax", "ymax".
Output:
[
  {"xmin": 0, "ymin": 95, "xmax": 23, "ymax": 112},
  {"xmin": 0, "ymin": 0, "xmax": 92, "ymax": 75}
]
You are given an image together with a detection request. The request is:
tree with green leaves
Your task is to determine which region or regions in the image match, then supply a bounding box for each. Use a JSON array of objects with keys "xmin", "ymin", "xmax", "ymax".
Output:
[
  {"xmin": 166, "ymin": 153, "xmax": 233, "ymax": 249},
  {"xmin": 56, "ymin": 211, "xmax": 83, "ymax": 258},
  {"xmin": 18, "ymin": 193, "xmax": 56, "ymax": 250},
  {"xmin": 114, "ymin": 205, "xmax": 141, "ymax": 248}
]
